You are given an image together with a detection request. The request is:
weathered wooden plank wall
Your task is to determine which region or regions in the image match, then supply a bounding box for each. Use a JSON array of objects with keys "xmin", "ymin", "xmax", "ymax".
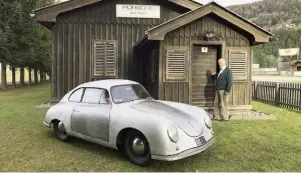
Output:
[
  {"xmin": 51, "ymin": 0, "xmax": 184, "ymax": 100},
  {"xmin": 158, "ymin": 15, "xmax": 252, "ymax": 107}
]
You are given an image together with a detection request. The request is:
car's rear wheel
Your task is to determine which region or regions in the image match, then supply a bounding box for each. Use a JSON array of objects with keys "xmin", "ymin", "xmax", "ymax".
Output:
[
  {"xmin": 124, "ymin": 130, "xmax": 152, "ymax": 167},
  {"xmin": 53, "ymin": 121, "xmax": 69, "ymax": 141}
]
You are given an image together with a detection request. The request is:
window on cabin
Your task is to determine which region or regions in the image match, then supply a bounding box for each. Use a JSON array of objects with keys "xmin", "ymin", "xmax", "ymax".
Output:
[
  {"xmin": 92, "ymin": 40, "xmax": 118, "ymax": 78},
  {"xmin": 228, "ymin": 50, "xmax": 248, "ymax": 81},
  {"xmin": 165, "ymin": 47, "xmax": 189, "ymax": 82}
]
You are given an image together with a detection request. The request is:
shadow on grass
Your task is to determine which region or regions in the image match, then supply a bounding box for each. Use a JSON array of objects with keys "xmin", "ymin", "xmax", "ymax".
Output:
[
  {"xmin": 44, "ymin": 130, "xmax": 127, "ymax": 161},
  {"xmin": 43, "ymin": 130, "xmax": 214, "ymax": 171}
]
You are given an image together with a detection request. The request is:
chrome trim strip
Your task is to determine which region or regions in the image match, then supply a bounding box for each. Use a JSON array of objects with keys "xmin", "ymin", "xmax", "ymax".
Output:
[
  {"xmin": 43, "ymin": 121, "xmax": 51, "ymax": 128},
  {"xmin": 151, "ymin": 137, "xmax": 215, "ymax": 161}
]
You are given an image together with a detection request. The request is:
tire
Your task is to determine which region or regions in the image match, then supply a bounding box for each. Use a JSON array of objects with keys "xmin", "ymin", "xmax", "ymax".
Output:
[
  {"xmin": 124, "ymin": 130, "xmax": 152, "ymax": 167},
  {"xmin": 53, "ymin": 121, "xmax": 69, "ymax": 141}
]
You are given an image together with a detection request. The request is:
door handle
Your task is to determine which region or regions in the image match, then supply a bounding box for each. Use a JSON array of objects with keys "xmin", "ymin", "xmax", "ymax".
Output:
[{"xmin": 73, "ymin": 110, "xmax": 79, "ymax": 113}]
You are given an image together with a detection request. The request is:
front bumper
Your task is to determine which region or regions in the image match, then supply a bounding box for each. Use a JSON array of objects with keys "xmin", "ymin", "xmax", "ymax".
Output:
[
  {"xmin": 151, "ymin": 137, "xmax": 215, "ymax": 161},
  {"xmin": 43, "ymin": 121, "xmax": 51, "ymax": 128}
]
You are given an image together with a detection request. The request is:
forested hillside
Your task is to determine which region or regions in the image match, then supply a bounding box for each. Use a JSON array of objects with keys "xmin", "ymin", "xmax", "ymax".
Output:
[{"xmin": 228, "ymin": 0, "xmax": 301, "ymax": 68}]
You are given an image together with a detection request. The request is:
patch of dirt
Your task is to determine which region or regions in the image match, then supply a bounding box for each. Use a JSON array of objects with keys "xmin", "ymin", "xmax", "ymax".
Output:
[{"xmin": 35, "ymin": 100, "xmax": 57, "ymax": 110}]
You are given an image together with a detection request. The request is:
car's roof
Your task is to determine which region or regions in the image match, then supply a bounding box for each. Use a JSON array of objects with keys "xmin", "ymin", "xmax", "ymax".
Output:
[{"xmin": 77, "ymin": 79, "xmax": 140, "ymax": 90}]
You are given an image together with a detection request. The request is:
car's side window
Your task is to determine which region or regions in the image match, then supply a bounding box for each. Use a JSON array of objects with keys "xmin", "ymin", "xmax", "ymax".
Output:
[
  {"xmin": 82, "ymin": 88, "xmax": 103, "ymax": 104},
  {"xmin": 100, "ymin": 90, "xmax": 111, "ymax": 104},
  {"xmin": 69, "ymin": 88, "xmax": 84, "ymax": 102}
]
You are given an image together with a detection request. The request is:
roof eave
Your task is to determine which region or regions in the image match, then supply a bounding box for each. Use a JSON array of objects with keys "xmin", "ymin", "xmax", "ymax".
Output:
[
  {"xmin": 33, "ymin": 0, "xmax": 102, "ymax": 26},
  {"xmin": 33, "ymin": 0, "xmax": 202, "ymax": 25},
  {"xmin": 146, "ymin": 2, "xmax": 274, "ymax": 45}
]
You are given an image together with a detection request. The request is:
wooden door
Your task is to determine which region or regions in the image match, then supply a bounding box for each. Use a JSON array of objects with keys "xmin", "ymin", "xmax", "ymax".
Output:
[{"xmin": 192, "ymin": 46, "xmax": 217, "ymax": 107}]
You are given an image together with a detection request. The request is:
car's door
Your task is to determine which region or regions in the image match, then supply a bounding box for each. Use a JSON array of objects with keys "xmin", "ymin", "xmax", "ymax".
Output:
[{"xmin": 71, "ymin": 88, "xmax": 111, "ymax": 141}]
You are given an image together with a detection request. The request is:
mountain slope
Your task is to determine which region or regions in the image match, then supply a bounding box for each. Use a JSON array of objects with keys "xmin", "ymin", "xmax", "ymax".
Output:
[
  {"xmin": 228, "ymin": 0, "xmax": 301, "ymax": 31},
  {"xmin": 227, "ymin": 0, "xmax": 301, "ymax": 68}
]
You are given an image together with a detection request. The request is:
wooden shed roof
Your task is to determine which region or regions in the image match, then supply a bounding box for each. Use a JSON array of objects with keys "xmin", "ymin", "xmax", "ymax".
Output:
[
  {"xmin": 33, "ymin": 0, "xmax": 202, "ymax": 28},
  {"xmin": 145, "ymin": 2, "xmax": 274, "ymax": 45}
]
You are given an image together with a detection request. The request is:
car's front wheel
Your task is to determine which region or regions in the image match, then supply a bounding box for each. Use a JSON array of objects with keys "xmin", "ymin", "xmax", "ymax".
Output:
[
  {"xmin": 124, "ymin": 130, "xmax": 152, "ymax": 167},
  {"xmin": 53, "ymin": 121, "xmax": 69, "ymax": 141}
]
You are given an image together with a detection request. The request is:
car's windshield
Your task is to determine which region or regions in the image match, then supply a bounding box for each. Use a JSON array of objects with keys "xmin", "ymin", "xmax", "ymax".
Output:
[{"xmin": 110, "ymin": 84, "xmax": 151, "ymax": 104}]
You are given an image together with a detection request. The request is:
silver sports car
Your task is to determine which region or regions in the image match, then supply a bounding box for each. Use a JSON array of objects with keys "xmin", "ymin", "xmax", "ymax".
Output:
[{"xmin": 43, "ymin": 79, "xmax": 214, "ymax": 166}]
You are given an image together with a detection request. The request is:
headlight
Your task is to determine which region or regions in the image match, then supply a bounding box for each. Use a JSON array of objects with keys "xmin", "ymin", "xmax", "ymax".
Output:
[
  {"xmin": 204, "ymin": 114, "xmax": 212, "ymax": 129},
  {"xmin": 167, "ymin": 125, "xmax": 179, "ymax": 143}
]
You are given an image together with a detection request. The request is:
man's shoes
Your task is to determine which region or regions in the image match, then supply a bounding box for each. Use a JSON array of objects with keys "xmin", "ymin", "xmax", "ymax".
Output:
[
  {"xmin": 229, "ymin": 114, "xmax": 233, "ymax": 119},
  {"xmin": 220, "ymin": 119, "xmax": 229, "ymax": 122}
]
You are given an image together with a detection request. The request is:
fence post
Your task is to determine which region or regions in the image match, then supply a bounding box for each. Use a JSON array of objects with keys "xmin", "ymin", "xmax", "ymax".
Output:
[
  {"xmin": 254, "ymin": 81, "xmax": 258, "ymax": 101},
  {"xmin": 275, "ymin": 82, "xmax": 280, "ymax": 106}
]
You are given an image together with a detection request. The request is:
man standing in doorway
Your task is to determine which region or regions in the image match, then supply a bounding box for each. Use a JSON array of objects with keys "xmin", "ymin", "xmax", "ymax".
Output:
[{"xmin": 213, "ymin": 59, "xmax": 233, "ymax": 122}]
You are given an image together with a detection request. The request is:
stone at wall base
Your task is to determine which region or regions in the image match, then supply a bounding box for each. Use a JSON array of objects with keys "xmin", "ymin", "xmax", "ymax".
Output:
[{"xmin": 209, "ymin": 110, "xmax": 276, "ymax": 121}]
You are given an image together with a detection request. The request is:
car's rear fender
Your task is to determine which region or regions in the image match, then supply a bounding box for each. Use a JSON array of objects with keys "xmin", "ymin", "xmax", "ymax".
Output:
[{"xmin": 45, "ymin": 101, "xmax": 76, "ymax": 133}]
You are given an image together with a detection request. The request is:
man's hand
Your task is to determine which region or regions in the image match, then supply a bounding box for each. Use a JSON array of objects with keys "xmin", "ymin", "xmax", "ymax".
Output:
[{"xmin": 224, "ymin": 91, "xmax": 228, "ymax": 95}]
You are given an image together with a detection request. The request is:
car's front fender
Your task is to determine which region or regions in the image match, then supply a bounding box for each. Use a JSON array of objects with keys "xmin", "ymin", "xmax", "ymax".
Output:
[{"xmin": 108, "ymin": 104, "xmax": 175, "ymax": 155}]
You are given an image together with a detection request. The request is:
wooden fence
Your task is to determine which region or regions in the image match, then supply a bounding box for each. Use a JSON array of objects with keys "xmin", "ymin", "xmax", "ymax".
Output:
[{"xmin": 252, "ymin": 81, "xmax": 301, "ymax": 112}]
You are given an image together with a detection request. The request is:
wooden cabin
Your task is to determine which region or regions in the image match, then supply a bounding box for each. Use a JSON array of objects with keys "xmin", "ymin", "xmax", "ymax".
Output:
[
  {"xmin": 290, "ymin": 60, "xmax": 301, "ymax": 76},
  {"xmin": 291, "ymin": 60, "xmax": 301, "ymax": 72},
  {"xmin": 34, "ymin": 0, "xmax": 273, "ymax": 114}
]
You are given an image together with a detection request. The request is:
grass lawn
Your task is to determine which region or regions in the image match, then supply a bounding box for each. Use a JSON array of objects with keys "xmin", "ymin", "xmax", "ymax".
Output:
[{"xmin": 0, "ymin": 84, "xmax": 300, "ymax": 172}]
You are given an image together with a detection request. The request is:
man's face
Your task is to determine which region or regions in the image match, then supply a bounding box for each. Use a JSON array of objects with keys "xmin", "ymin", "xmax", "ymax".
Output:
[{"xmin": 218, "ymin": 59, "xmax": 225, "ymax": 68}]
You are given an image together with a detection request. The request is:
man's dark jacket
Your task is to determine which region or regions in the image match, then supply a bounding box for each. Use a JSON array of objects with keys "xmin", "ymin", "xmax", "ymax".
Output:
[{"xmin": 214, "ymin": 67, "xmax": 233, "ymax": 92}]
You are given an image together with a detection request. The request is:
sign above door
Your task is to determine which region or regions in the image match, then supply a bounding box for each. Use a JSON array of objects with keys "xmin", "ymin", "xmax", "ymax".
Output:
[
  {"xmin": 116, "ymin": 4, "xmax": 161, "ymax": 19},
  {"xmin": 201, "ymin": 47, "xmax": 208, "ymax": 53}
]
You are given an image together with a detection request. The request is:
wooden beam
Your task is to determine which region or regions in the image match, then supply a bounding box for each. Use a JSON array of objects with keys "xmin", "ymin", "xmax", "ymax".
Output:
[
  {"xmin": 211, "ymin": 5, "xmax": 270, "ymax": 43},
  {"xmin": 168, "ymin": 0, "xmax": 202, "ymax": 10},
  {"xmin": 35, "ymin": 0, "xmax": 101, "ymax": 23},
  {"xmin": 148, "ymin": 6, "xmax": 212, "ymax": 40},
  {"xmin": 147, "ymin": 3, "xmax": 271, "ymax": 44}
]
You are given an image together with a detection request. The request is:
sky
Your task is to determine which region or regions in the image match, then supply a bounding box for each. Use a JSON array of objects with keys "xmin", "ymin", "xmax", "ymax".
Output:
[
  {"xmin": 59, "ymin": 0, "xmax": 262, "ymax": 7},
  {"xmin": 194, "ymin": 0, "xmax": 262, "ymax": 6}
]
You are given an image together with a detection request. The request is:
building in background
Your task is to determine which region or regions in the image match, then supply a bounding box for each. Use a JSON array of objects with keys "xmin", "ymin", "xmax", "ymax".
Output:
[
  {"xmin": 33, "ymin": 0, "xmax": 273, "ymax": 115},
  {"xmin": 290, "ymin": 60, "xmax": 301, "ymax": 76}
]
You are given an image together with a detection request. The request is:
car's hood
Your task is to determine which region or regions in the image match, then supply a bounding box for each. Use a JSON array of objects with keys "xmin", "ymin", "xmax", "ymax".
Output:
[{"xmin": 130, "ymin": 100, "xmax": 203, "ymax": 137}]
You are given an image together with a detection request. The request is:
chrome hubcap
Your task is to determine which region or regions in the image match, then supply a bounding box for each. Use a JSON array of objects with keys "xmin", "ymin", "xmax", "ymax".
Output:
[
  {"xmin": 131, "ymin": 137, "xmax": 145, "ymax": 156},
  {"xmin": 58, "ymin": 122, "xmax": 66, "ymax": 134}
]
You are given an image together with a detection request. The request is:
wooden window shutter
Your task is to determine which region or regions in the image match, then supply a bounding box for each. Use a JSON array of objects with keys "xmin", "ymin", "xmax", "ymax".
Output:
[
  {"xmin": 104, "ymin": 42, "xmax": 117, "ymax": 77},
  {"xmin": 165, "ymin": 47, "xmax": 188, "ymax": 82},
  {"xmin": 229, "ymin": 50, "xmax": 248, "ymax": 81},
  {"xmin": 94, "ymin": 41, "xmax": 105, "ymax": 77},
  {"xmin": 93, "ymin": 40, "xmax": 117, "ymax": 78}
]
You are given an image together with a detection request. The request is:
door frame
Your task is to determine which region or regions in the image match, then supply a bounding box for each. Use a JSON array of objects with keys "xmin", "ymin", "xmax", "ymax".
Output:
[{"xmin": 189, "ymin": 41, "xmax": 226, "ymax": 105}]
